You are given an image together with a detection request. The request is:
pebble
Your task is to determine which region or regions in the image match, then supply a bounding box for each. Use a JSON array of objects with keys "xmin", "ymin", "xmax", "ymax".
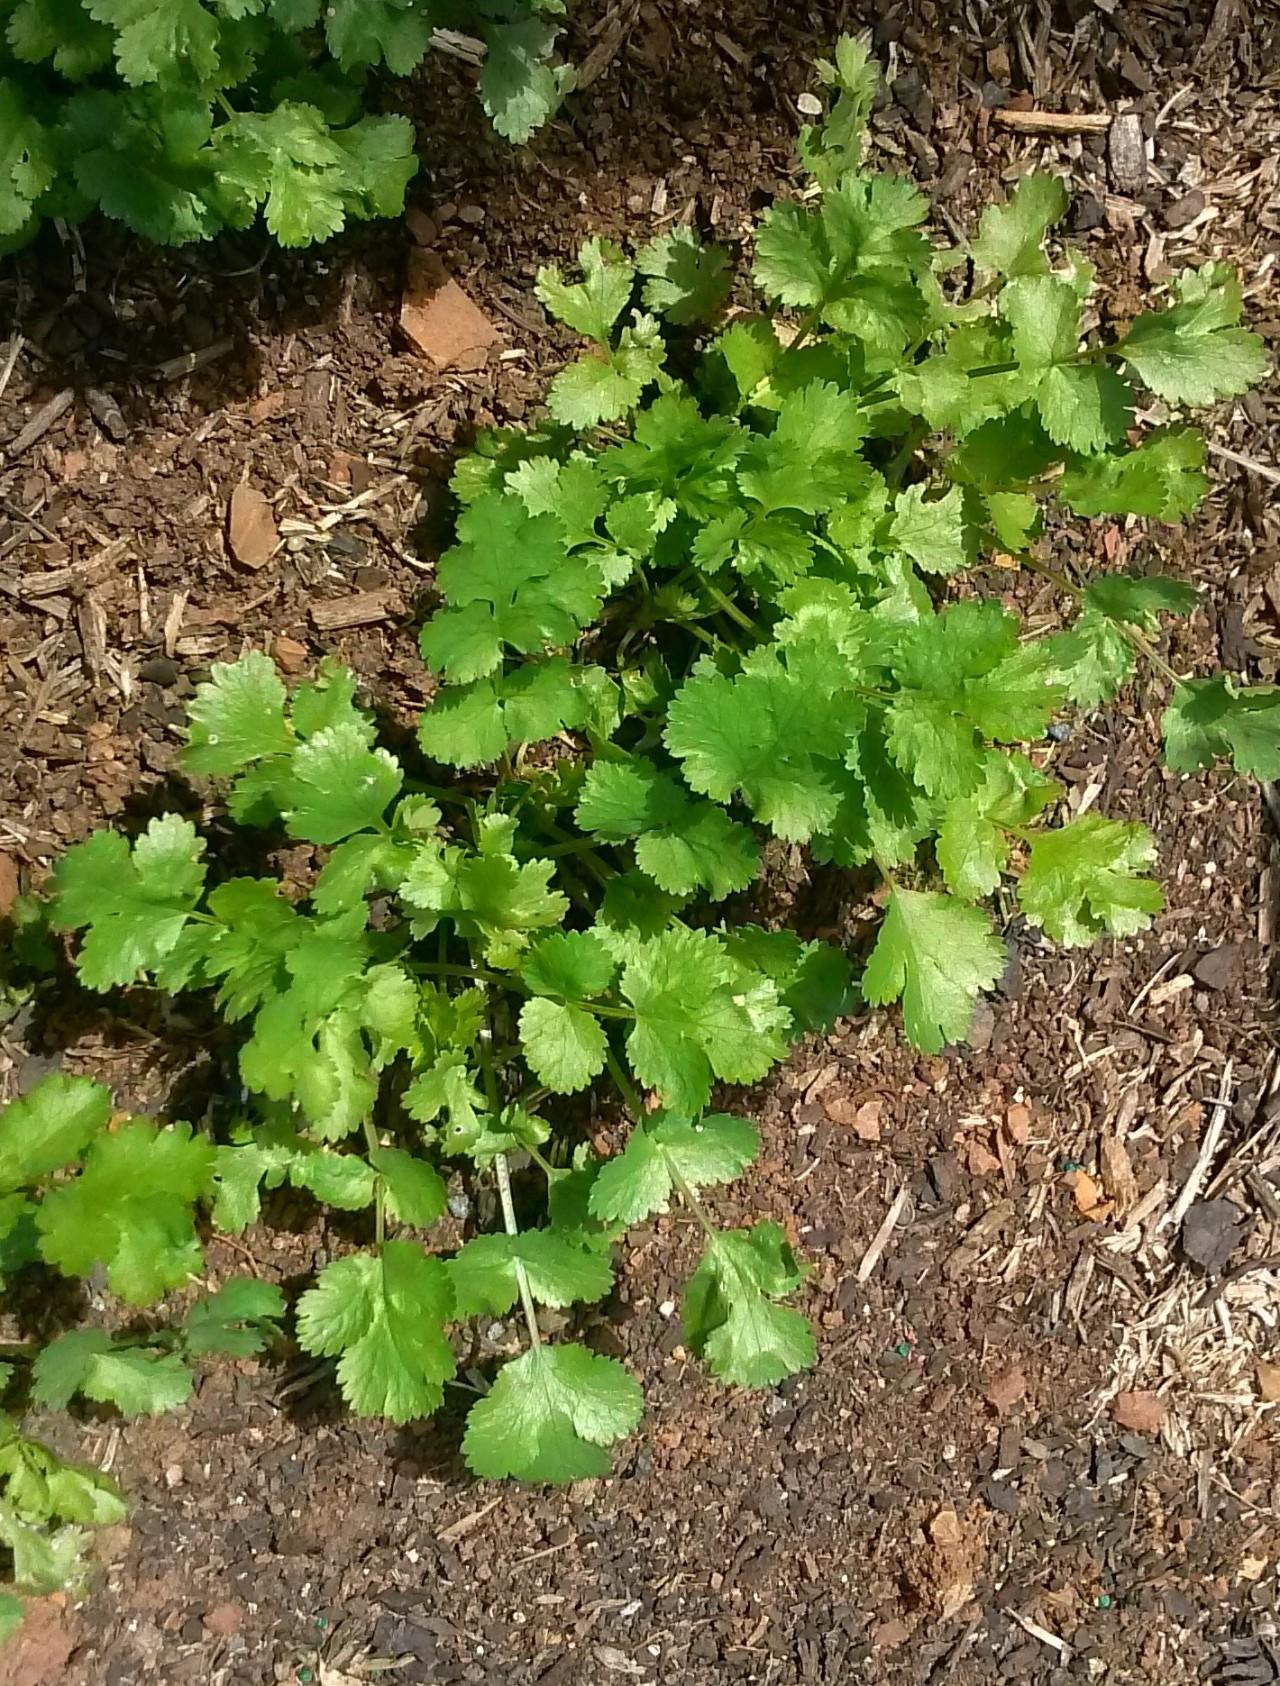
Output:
[{"xmin": 1163, "ymin": 188, "xmax": 1205, "ymax": 229}]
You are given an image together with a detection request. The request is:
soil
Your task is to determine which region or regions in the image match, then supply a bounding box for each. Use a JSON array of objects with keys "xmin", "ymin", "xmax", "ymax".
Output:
[{"xmin": 3, "ymin": 3, "xmax": 1280, "ymax": 1684}]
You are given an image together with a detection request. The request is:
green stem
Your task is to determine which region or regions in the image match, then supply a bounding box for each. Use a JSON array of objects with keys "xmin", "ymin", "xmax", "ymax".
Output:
[
  {"xmin": 667, "ymin": 1161, "xmax": 720, "ymax": 1244},
  {"xmin": 702, "ymin": 578, "xmax": 762, "ymax": 637},
  {"xmin": 1022, "ymin": 555, "xmax": 1185, "ymax": 688},
  {"xmin": 362, "ymin": 1117, "xmax": 385, "ymax": 1246},
  {"xmin": 873, "ymin": 855, "xmax": 900, "ymax": 894},
  {"xmin": 603, "ymin": 1045, "xmax": 643, "ymax": 1118},
  {"xmin": 408, "ymin": 959, "xmax": 517, "ymax": 990},
  {"xmin": 494, "ymin": 1152, "xmax": 541, "ymax": 1349}
]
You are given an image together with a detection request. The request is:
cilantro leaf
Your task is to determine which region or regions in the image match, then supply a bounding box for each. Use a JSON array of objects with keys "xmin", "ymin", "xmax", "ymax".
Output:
[
  {"xmin": 575, "ymin": 756, "xmax": 759, "ymax": 899},
  {"xmin": 183, "ymin": 650, "xmax": 291, "ymax": 778},
  {"xmin": 1162, "ymin": 677, "xmax": 1280, "ymax": 781},
  {"xmin": 183, "ymin": 1278, "xmax": 285, "ymax": 1358},
  {"xmin": 621, "ymin": 927, "xmax": 789, "ymax": 1114},
  {"xmin": 1003, "ymin": 275, "xmax": 1131, "ymax": 452},
  {"xmin": 1052, "ymin": 575, "xmax": 1198, "ymax": 707},
  {"xmin": 448, "ymin": 1231, "xmax": 612, "ymax": 1319},
  {"xmin": 537, "ymin": 238, "xmax": 635, "ymax": 342},
  {"xmin": 420, "ymin": 493, "xmax": 605, "ymax": 682},
  {"xmin": 282, "ymin": 724, "xmax": 402, "ymax": 844},
  {"xmin": 419, "ymin": 660, "xmax": 608, "ymax": 770},
  {"xmin": 862, "ymin": 889, "xmax": 1005, "ymax": 1053},
  {"xmin": 0, "ymin": 1074, "xmax": 110, "ymax": 1191},
  {"xmin": 31, "ymin": 1330, "xmax": 192, "ymax": 1417},
  {"xmin": 518, "ymin": 998, "xmax": 608, "ymax": 1093},
  {"xmin": 547, "ymin": 317, "xmax": 666, "ymax": 429},
  {"xmin": 521, "ymin": 931, "xmax": 618, "ymax": 1000},
  {"xmin": 481, "ymin": 16, "xmax": 572, "ymax": 143},
  {"xmin": 324, "ymin": 0, "xmax": 429, "ymax": 74},
  {"xmin": 637, "ymin": 226, "xmax": 732, "ymax": 326},
  {"xmin": 972, "ymin": 173, "xmax": 1069, "ymax": 279},
  {"xmin": 1059, "ymin": 429, "xmax": 1210, "ymax": 520},
  {"xmin": 53, "ymin": 815, "xmax": 207, "ymax": 991},
  {"xmin": 462, "ymin": 1344, "xmax": 643, "ymax": 1483},
  {"xmin": 373, "ymin": 1147, "xmax": 448, "ymax": 1228},
  {"xmin": 682, "ymin": 1222, "xmax": 814, "ymax": 1388},
  {"xmin": 1120, "ymin": 263, "xmax": 1269, "ymax": 404},
  {"xmin": 889, "ymin": 482, "xmax": 971, "ymax": 575},
  {"xmin": 36, "ymin": 1121, "xmax": 213, "ymax": 1305},
  {"xmin": 85, "ymin": 0, "xmax": 221, "ymax": 86},
  {"xmin": 296, "ymin": 1241, "xmax": 456, "ymax": 1422},
  {"xmin": 1019, "ymin": 814, "xmax": 1163, "ymax": 945},
  {"xmin": 589, "ymin": 1112, "xmax": 759, "ymax": 1226},
  {"xmin": 210, "ymin": 1124, "xmax": 299, "ymax": 1234},
  {"xmin": 797, "ymin": 33, "xmax": 879, "ymax": 187},
  {"xmin": 936, "ymin": 754, "xmax": 1058, "ymax": 901}
]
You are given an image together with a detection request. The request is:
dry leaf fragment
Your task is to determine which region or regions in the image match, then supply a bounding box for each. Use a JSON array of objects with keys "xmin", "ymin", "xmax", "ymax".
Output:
[
  {"xmin": 1004, "ymin": 1103, "xmax": 1032, "ymax": 1144},
  {"xmin": 984, "ymin": 1365, "xmax": 1027, "ymax": 1415},
  {"xmin": 401, "ymin": 250, "xmax": 498, "ymax": 369},
  {"xmin": 1068, "ymin": 1168, "xmax": 1114, "ymax": 1221},
  {"xmin": 227, "ymin": 483, "xmax": 278, "ymax": 570},
  {"xmin": 0, "ymin": 852, "xmax": 18, "ymax": 920},
  {"xmin": 1256, "ymin": 1360, "xmax": 1280, "ymax": 1404},
  {"xmin": 1111, "ymin": 1390, "xmax": 1166, "ymax": 1434}
]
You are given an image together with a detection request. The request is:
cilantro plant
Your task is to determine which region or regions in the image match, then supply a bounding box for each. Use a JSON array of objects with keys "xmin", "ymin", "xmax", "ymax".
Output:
[
  {"xmin": 1, "ymin": 33, "xmax": 1274, "ymax": 1631},
  {"xmin": 0, "ymin": 0, "xmax": 572, "ymax": 249}
]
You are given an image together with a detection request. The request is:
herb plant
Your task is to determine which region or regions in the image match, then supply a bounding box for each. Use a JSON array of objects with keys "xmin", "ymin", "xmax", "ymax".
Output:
[
  {"xmin": 0, "ymin": 0, "xmax": 572, "ymax": 249},
  {"xmin": 0, "ymin": 34, "xmax": 1273, "ymax": 1631}
]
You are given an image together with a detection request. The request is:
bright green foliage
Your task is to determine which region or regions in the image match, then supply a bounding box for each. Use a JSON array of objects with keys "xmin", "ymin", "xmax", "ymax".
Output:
[
  {"xmin": 0, "ymin": 1, "xmax": 571, "ymax": 250},
  {"xmin": 1018, "ymin": 815, "xmax": 1163, "ymax": 946},
  {"xmin": 296, "ymin": 1242, "xmax": 455, "ymax": 1422},
  {"xmin": 12, "ymin": 36, "xmax": 1270, "ymax": 1567},
  {"xmin": 462, "ymin": 1343, "xmax": 643, "ymax": 1483},
  {"xmin": 31, "ymin": 1331, "xmax": 193, "ymax": 1416},
  {"xmin": 682, "ymin": 1222, "xmax": 815, "ymax": 1387}
]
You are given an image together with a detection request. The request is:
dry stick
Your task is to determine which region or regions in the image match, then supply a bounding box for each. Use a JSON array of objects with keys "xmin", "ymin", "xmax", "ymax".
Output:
[
  {"xmin": 857, "ymin": 1181, "xmax": 911, "ymax": 1283},
  {"xmin": 1160, "ymin": 1059, "xmax": 1234, "ymax": 1234},
  {"xmin": 1207, "ymin": 441, "xmax": 1280, "ymax": 487},
  {"xmin": 494, "ymin": 1152, "xmax": 542, "ymax": 1349},
  {"xmin": 0, "ymin": 334, "xmax": 24, "ymax": 406},
  {"xmin": 991, "ymin": 108, "xmax": 1110, "ymax": 134},
  {"xmin": 4, "ymin": 387, "xmax": 73, "ymax": 461}
]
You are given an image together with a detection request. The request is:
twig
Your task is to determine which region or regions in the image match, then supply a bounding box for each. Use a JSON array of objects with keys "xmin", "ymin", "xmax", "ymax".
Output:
[
  {"xmin": 1206, "ymin": 441, "xmax": 1280, "ymax": 487},
  {"xmin": 154, "ymin": 338, "xmax": 235, "ymax": 382},
  {"xmin": 1004, "ymin": 1609, "xmax": 1073, "ymax": 1659},
  {"xmin": 4, "ymin": 388, "xmax": 74, "ymax": 460},
  {"xmin": 1161, "ymin": 1059, "xmax": 1234, "ymax": 1233},
  {"xmin": 991, "ymin": 108, "xmax": 1110, "ymax": 135},
  {"xmin": 857, "ymin": 1181, "xmax": 910, "ymax": 1283},
  {"xmin": 0, "ymin": 334, "xmax": 24, "ymax": 406}
]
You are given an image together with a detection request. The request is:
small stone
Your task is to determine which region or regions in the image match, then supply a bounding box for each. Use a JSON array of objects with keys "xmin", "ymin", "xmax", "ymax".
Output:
[
  {"xmin": 139, "ymin": 656, "xmax": 180, "ymax": 687},
  {"xmin": 1070, "ymin": 193, "xmax": 1106, "ymax": 233},
  {"xmin": 404, "ymin": 207, "xmax": 439, "ymax": 246},
  {"xmin": 873, "ymin": 1618, "xmax": 911, "ymax": 1650},
  {"xmin": 203, "ymin": 1602, "xmax": 243, "ymax": 1637},
  {"xmin": 1192, "ymin": 944, "xmax": 1243, "ymax": 992},
  {"xmin": 164, "ymin": 1463, "xmax": 184, "ymax": 1489},
  {"xmin": 1256, "ymin": 1360, "xmax": 1280, "ymax": 1404},
  {"xmin": 1180, "ymin": 1197, "xmax": 1243, "ymax": 1275},
  {"xmin": 457, "ymin": 203, "xmax": 485, "ymax": 225},
  {"xmin": 984, "ymin": 1366, "xmax": 1027, "ymax": 1415},
  {"xmin": 272, "ymin": 635, "xmax": 308, "ymax": 676},
  {"xmin": 0, "ymin": 852, "xmax": 18, "ymax": 921},
  {"xmin": 1163, "ymin": 188, "xmax": 1206, "ymax": 230}
]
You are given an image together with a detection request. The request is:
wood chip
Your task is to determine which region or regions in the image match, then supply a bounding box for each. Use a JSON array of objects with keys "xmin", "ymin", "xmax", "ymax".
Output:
[
  {"xmin": 19, "ymin": 538, "xmax": 128, "ymax": 603},
  {"xmin": 400, "ymin": 250, "xmax": 498, "ymax": 370},
  {"xmin": 227, "ymin": 483, "xmax": 279, "ymax": 571},
  {"xmin": 1068, "ymin": 1167, "xmax": 1113, "ymax": 1221},
  {"xmin": 984, "ymin": 1365, "xmax": 1027, "ymax": 1415},
  {"xmin": 5, "ymin": 388, "xmax": 75, "ymax": 460},
  {"xmin": 0, "ymin": 851, "xmax": 18, "ymax": 920},
  {"xmin": 1111, "ymin": 1390, "xmax": 1166, "ymax": 1434},
  {"xmin": 991, "ymin": 108, "xmax": 1110, "ymax": 135},
  {"xmin": 1256, "ymin": 1360, "xmax": 1280, "ymax": 1404},
  {"xmin": 309, "ymin": 589, "xmax": 403, "ymax": 632},
  {"xmin": 1100, "ymin": 1136, "xmax": 1138, "ymax": 1217},
  {"xmin": 272, "ymin": 634, "xmax": 309, "ymax": 675},
  {"xmin": 1108, "ymin": 113, "xmax": 1147, "ymax": 193}
]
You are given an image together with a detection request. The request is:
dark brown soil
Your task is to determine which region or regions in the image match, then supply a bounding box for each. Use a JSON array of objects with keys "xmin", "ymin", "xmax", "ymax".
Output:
[{"xmin": 2, "ymin": 3, "xmax": 1279, "ymax": 1684}]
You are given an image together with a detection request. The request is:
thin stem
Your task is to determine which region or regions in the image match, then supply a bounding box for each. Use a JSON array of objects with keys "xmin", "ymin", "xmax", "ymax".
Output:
[
  {"xmin": 1020, "ymin": 554, "xmax": 1083, "ymax": 602},
  {"xmin": 1022, "ymin": 555, "xmax": 1185, "ymax": 687},
  {"xmin": 407, "ymin": 959, "xmax": 516, "ymax": 989},
  {"xmin": 604, "ymin": 1045, "xmax": 643, "ymax": 1118},
  {"xmin": 667, "ymin": 1162, "xmax": 720, "ymax": 1243},
  {"xmin": 702, "ymin": 578, "xmax": 762, "ymax": 637},
  {"xmin": 873, "ymin": 855, "xmax": 900, "ymax": 893},
  {"xmin": 494, "ymin": 1152, "xmax": 541, "ymax": 1349},
  {"xmin": 362, "ymin": 1117, "xmax": 386, "ymax": 1246}
]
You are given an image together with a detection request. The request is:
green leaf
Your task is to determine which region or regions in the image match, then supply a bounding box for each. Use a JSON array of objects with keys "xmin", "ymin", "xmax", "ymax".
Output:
[
  {"xmin": 797, "ymin": 33, "xmax": 879, "ymax": 188},
  {"xmin": 972, "ymin": 173, "xmax": 1069, "ymax": 279},
  {"xmin": 419, "ymin": 661, "xmax": 604, "ymax": 770},
  {"xmin": 448, "ymin": 1231, "xmax": 612, "ymax": 1319},
  {"xmin": 1120, "ymin": 263, "xmax": 1268, "ymax": 404},
  {"xmin": 637, "ymin": 226, "xmax": 732, "ymax": 326},
  {"xmin": 296, "ymin": 1241, "xmax": 456, "ymax": 1422},
  {"xmin": 888, "ymin": 482, "xmax": 970, "ymax": 575},
  {"xmin": 547, "ymin": 319, "xmax": 666, "ymax": 429},
  {"xmin": 31, "ymin": 1330, "xmax": 192, "ymax": 1416},
  {"xmin": 589, "ymin": 1112, "xmax": 759, "ymax": 1226},
  {"xmin": 521, "ymin": 931, "xmax": 618, "ymax": 1000},
  {"xmin": 1058, "ymin": 429, "xmax": 1210, "ymax": 520},
  {"xmin": 289, "ymin": 1148, "xmax": 376, "ymax": 1210},
  {"xmin": 210, "ymin": 1126, "xmax": 298, "ymax": 1234},
  {"xmin": 324, "ymin": 0, "xmax": 429, "ymax": 75},
  {"xmin": 518, "ymin": 999, "xmax": 608, "ymax": 1094},
  {"xmin": 0, "ymin": 1504, "xmax": 92, "ymax": 1596},
  {"xmin": 481, "ymin": 16, "xmax": 571, "ymax": 143},
  {"xmin": 936, "ymin": 754, "xmax": 1058, "ymax": 901},
  {"xmin": 462, "ymin": 1343, "xmax": 643, "ymax": 1483},
  {"xmin": 1019, "ymin": 814, "xmax": 1163, "ymax": 946},
  {"xmin": 682, "ymin": 1222, "xmax": 814, "ymax": 1388},
  {"xmin": 183, "ymin": 1278, "xmax": 285, "ymax": 1357},
  {"xmin": 621, "ymin": 927, "xmax": 789, "ymax": 1114},
  {"xmin": 0, "ymin": 1074, "xmax": 110, "ymax": 1192},
  {"xmin": 1162, "ymin": 677, "xmax": 1280, "ymax": 781},
  {"xmin": 862, "ymin": 889, "xmax": 1005, "ymax": 1053},
  {"xmin": 420, "ymin": 493, "xmax": 604, "ymax": 683},
  {"xmin": 281, "ymin": 724, "xmax": 402, "ymax": 844},
  {"xmin": 6, "ymin": 0, "xmax": 114, "ymax": 77},
  {"xmin": 213, "ymin": 102, "xmax": 369, "ymax": 247},
  {"xmin": 575, "ymin": 757, "xmax": 759, "ymax": 899},
  {"xmin": 536, "ymin": 238, "xmax": 635, "ymax": 342},
  {"xmin": 1034, "ymin": 361, "xmax": 1133, "ymax": 455},
  {"xmin": 53, "ymin": 815, "xmax": 207, "ymax": 991},
  {"xmin": 373, "ymin": 1147, "xmax": 447, "ymax": 1228},
  {"xmin": 1052, "ymin": 575, "xmax": 1198, "ymax": 708},
  {"xmin": 0, "ymin": 1592, "xmax": 23, "ymax": 1644},
  {"xmin": 183, "ymin": 651, "xmax": 291, "ymax": 778},
  {"xmin": 85, "ymin": 0, "xmax": 221, "ymax": 85},
  {"xmin": 1086, "ymin": 574, "xmax": 1199, "ymax": 630},
  {"xmin": 36, "ymin": 1121, "xmax": 214, "ymax": 1305}
]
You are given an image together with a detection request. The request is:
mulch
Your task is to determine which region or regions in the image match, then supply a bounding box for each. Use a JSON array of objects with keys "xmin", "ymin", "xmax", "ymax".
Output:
[{"xmin": 1, "ymin": 2, "xmax": 1279, "ymax": 1683}]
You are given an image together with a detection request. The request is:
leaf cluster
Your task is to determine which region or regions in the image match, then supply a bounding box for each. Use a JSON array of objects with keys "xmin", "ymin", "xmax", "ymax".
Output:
[
  {"xmin": 0, "ymin": 0, "xmax": 572, "ymax": 249},
  {"xmin": 2, "ymin": 36, "xmax": 1273, "ymax": 1618}
]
